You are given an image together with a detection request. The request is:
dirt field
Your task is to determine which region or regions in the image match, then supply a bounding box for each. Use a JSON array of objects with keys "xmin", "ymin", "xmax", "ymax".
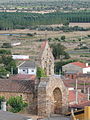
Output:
[
  {"xmin": 43, "ymin": 23, "xmax": 90, "ymax": 28},
  {"xmin": 0, "ymin": 25, "xmax": 90, "ymax": 61},
  {"xmin": 69, "ymin": 23, "xmax": 90, "ymax": 28}
]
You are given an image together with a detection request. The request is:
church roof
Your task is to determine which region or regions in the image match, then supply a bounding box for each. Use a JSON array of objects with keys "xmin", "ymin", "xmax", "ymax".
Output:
[{"xmin": 0, "ymin": 78, "xmax": 35, "ymax": 93}]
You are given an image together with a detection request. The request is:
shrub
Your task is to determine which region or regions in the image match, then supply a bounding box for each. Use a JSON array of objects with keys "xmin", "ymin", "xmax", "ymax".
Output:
[
  {"xmin": 0, "ymin": 49, "xmax": 11, "ymax": 55},
  {"xmin": 80, "ymin": 46, "xmax": 88, "ymax": 49},
  {"xmin": 61, "ymin": 35, "xmax": 65, "ymax": 41},
  {"xmin": 0, "ymin": 67, "xmax": 9, "ymax": 78},
  {"xmin": 87, "ymin": 35, "xmax": 90, "ymax": 37},
  {"xmin": 1, "ymin": 56, "xmax": 17, "ymax": 74},
  {"xmin": 27, "ymin": 33, "xmax": 34, "ymax": 36},
  {"xmin": 7, "ymin": 96, "xmax": 28, "ymax": 113},
  {"xmin": 37, "ymin": 67, "xmax": 47, "ymax": 79},
  {"xmin": 2, "ymin": 43, "xmax": 12, "ymax": 48},
  {"xmin": 48, "ymin": 38, "xmax": 52, "ymax": 42}
]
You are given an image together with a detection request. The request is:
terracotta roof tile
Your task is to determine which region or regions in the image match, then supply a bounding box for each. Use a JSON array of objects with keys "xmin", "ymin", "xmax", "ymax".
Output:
[
  {"xmin": 10, "ymin": 74, "xmax": 36, "ymax": 80},
  {"xmin": 0, "ymin": 78, "xmax": 35, "ymax": 93},
  {"xmin": 69, "ymin": 90, "xmax": 87, "ymax": 104},
  {"xmin": 63, "ymin": 78, "xmax": 90, "ymax": 89},
  {"xmin": 71, "ymin": 62, "xmax": 90, "ymax": 68},
  {"xmin": 70, "ymin": 100, "xmax": 90, "ymax": 108}
]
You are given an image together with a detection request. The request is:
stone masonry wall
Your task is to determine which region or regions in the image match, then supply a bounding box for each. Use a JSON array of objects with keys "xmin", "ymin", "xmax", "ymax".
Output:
[{"xmin": 38, "ymin": 76, "xmax": 68, "ymax": 117}]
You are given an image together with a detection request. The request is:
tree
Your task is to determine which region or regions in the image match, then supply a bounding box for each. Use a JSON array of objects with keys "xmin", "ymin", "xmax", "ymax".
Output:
[
  {"xmin": 61, "ymin": 35, "xmax": 66, "ymax": 41},
  {"xmin": 0, "ymin": 49, "xmax": 11, "ymax": 55},
  {"xmin": 78, "ymin": 38, "xmax": 81, "ymax": 41},
  {"xmin": 37, "ymin": 67, "xmax": 47, "ymax": 79},
  {"xmin": 55, "ymin": 59, "xmax": 78, "ymax": 74},
  {"xmin": 63, "ymin": 21, "xmax": 69, "ymax": 26},
  {"xmin": 2, "ymin": 43, "xmax": 12, "ymax": 48},
  {"xmin": 48, "ymin": 38, "xmax": 52, "ymax": 42},
  {"xmin": 0, "ymin": 67, "xmax": 9, "ymax": 77},
  {"xmin": 1, "ymin": 56, "xmax": 17, "ymax": 74},
  {"xmin": 7, "ymin": 96, "xmax": 27, "ymax": 113},
  {"xmin": 51, "ymin": 43, "xmax": 70, "ymax": 59}
]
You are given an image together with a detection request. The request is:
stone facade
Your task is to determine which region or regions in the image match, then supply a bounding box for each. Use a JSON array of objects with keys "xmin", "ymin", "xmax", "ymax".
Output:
[
  {"xmin": 0, "ymin": 92, "xmax": 33, "ymax": 103},
  {"xmin": 38, "ymin": 76, "xmax": 68, "ymax": 117},
  {"xmin": 38, "ymin": 41, "xmax": 54, "ymax": 76}
]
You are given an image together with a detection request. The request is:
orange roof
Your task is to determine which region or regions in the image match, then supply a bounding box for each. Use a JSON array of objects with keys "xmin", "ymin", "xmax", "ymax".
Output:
[
  {"xmin": 70, "ymin": 100, "xmax": 90, "ymax": 108},
  {"xmin": 10, "ymin": 74, "xmax": 36, "ymax": 80},
  {"xmin": 69, "ymin": 90, "xmax": 87, "ymax": 104},
  {"xmin": 71, "ymin": 62, "xmax": 90, "ymax": 68}
]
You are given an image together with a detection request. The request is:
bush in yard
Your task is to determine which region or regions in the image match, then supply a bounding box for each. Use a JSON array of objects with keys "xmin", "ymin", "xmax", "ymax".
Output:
[
  {"xmin": 2, "ymin": 43, "xmax": 12, "ymax": 48},
  {"xmin": 7, "ymin": 96, "xmax": 28, "ymax": 113}
]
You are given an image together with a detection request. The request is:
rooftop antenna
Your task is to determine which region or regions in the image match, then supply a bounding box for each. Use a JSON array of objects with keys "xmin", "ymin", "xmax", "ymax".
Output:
[
  {"xmin": 11, "ymin": 67, "xmax": 13, "ymax": 75},
  {"xmin": 88, "ymin": 88, "xmax": 90, "ymax": 101},
  {"xmin": 84, "ymin": 80, "xmax": 86, "ymax": 93}
]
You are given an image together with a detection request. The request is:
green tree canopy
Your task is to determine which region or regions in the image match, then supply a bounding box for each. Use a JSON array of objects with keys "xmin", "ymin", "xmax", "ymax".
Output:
[
  {"xmin": 0, "ymin": 67, "xmax": 9, "ymax": 77},
  {"xmin": 7, "ymin": 96, "xmax": 27, "ymax": 113},
  {"xmin": 0, "ymin": 49, "xmax": 11, "ymax": 55},
  {"xmin": 61, "ymin": 35, "xmax": 66, "ymax": 41},
  {"xmin": 37, "ymin": 67, "xmax": 47, "ymax": 79},
  {"xmin": 50, "ymin": 43, "xmax": 70, "ymax": 59},
  {"xmin": 1, "ymin": 55, "xmax": 17, "ymax": 74}
]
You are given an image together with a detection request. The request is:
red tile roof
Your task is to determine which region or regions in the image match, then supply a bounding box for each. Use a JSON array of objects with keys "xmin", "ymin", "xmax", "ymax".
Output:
[
  {"xmin": 69, "ymin": 90, "xmax": 87, "ymax": 104},
  {"xmin": 10, "ymin": 74, "xmax": 36, "ymax": 80},
  {"xmin": 0, "ymin": 74, "xmax": 36, "ymax": 93},
  {"xmin": 71, "ymin": 62, "xmax": 90, "ymax": 68},
  {"xmin": 63, "ymin": 78, "xmax": 90, "ymax": 89},
  {"xmin": 70, "ymin": 100, "xmax": 90, "ymax": 108},
  {"xmin": 0, "ymin": 79, "xmax": 35, "ymax": 93}
]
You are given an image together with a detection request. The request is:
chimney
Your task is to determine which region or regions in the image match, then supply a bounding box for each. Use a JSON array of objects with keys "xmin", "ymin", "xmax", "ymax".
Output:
[
  {"xmin": 1, "ymin": 101, "xmax": 6, "ymax": 111},
  {"xmin": 6, "ymin": 74, "xmax": 9, "ymax": 79},
  {"xmin": 86, "ymin": 63, "xmax": 88, "ymax": 67}
]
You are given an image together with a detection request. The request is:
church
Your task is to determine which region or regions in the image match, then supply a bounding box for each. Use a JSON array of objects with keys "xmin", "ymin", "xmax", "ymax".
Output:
[{"xmin": 0, "ymin": 41, "xmax": 68, "ymax": 117}]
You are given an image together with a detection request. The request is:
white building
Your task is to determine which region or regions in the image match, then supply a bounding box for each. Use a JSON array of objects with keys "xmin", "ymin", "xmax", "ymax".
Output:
[
  {"xmin": 62, "ymin": 62, "xmax": 90, "ymax": 74},
  {"xmin": 11, "ymin": 42, "xmax": 21, "ymax": 46},
  {"xmin": 18, "ymin": 61, "xmax": 37, "ymax": 75},
  {"xmin": 12, "ymin": 55, "xmax": 29, "ymax": 60}
]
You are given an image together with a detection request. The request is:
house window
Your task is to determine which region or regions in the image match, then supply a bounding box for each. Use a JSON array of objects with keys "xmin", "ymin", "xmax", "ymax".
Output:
[
  {"xmin": 22, "ymin": 69, "xmax": 28, "ymax": 73},
  {"xmin": 31, "ymin": 70, "xmax": 34, "ymax": 72}
]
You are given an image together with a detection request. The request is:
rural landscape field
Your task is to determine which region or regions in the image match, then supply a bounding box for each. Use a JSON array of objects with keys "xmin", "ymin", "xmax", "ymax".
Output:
[{"xmin": 0, "ymin": 0, "xmax": 90, "ymax": 120}]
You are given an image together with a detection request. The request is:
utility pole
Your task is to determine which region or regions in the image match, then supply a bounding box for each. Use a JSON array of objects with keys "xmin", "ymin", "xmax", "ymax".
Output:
[
  {"xmin": 11, "ymin": 67, "xmax": 13, "ymax": 75},
  {"xmin": 84, "ymin": 80, "xmax": 86, "ymax": 93},
  {"xmin": 75, "ymin": 79, "xmax": 78, "ymax": 104},
  {"xmin": 88, "ymin": 88, "xmax": 90, "ymax": 101}
]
